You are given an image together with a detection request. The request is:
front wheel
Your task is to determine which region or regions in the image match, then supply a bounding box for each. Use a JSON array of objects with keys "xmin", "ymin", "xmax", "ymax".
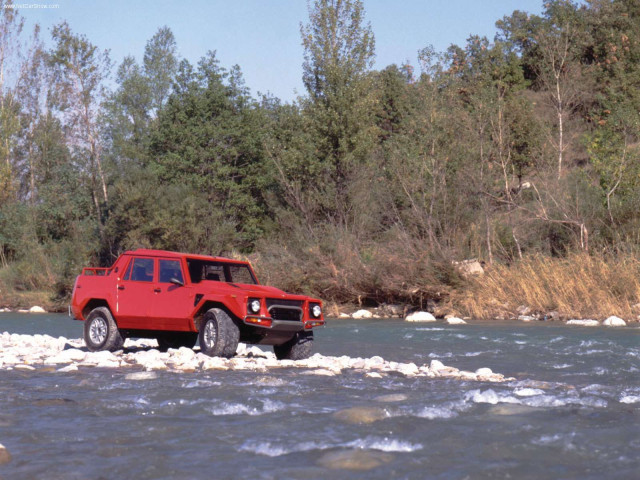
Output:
[
  {"xmin": 274, "ymin": 331, "xmax": 314, "ymax": 360},
  {"xmin": 84, "ymin": 307, "xmax": 124, "ymax": 352},
  {"xmin": 198, "ymin": 308, "xmax": 240, "ymax": 358}
]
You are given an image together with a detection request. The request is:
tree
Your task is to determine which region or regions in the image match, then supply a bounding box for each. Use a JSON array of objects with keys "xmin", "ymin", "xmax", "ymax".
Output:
[
  {"xmin": 149, "ymin": 52, "xmax": 269, "ymax": 250},
  {"xmin": 300, "ymin": 0, "xmax": 377, "ymax": 224},
  {"xmin": 48, "ymin": 21, "xmax": 111, "ymax": 222}
]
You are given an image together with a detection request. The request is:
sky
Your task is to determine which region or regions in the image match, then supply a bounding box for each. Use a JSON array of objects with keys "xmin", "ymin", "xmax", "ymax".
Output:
[{"xmin": 16, "ymin": 0, "xmax": 546, "ymax": 102}]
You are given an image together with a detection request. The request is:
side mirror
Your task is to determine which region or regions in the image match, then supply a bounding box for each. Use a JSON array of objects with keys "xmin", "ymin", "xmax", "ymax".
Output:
[{"xmin": 170, "ymin": 277, "xmax": 184, "ymax": 287}]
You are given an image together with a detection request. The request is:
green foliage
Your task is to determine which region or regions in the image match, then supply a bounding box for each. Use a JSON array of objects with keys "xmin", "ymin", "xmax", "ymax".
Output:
[{"xmin": 3, "ymin": 1, "xmax": 640, "ymax": 310}]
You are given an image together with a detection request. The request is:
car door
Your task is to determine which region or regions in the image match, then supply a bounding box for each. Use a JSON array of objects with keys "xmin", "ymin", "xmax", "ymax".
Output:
[
  {"xmin": 150, "ymin": 258, "xmax": 193, "ymax": 330},
  {"xmin": 115, "ymin": 256, "xmax": 157, "ymax": 329}
]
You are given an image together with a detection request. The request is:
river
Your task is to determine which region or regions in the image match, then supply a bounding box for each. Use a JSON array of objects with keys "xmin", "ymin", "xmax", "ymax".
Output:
[{"xmin": 0, "ymin": 313, "xmax": 638, "ymax": 479}]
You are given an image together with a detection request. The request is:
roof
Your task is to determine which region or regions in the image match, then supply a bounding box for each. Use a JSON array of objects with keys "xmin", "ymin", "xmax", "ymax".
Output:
[{"xmin": 125, "ymin": 249, "xmax": 248, "ymax": 264}]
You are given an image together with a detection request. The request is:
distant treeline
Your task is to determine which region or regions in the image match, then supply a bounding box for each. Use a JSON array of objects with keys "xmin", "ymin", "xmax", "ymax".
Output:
[{"xmin": 0, "ymin": 0, "xmax": 639, "ymax": 308}]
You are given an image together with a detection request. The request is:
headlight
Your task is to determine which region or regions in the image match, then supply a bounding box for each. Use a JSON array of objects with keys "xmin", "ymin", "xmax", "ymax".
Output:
[
  {"xmin": 312, "ymin": 304, "xmax": 322, "ymax": 318},
  {"xmin": 249, "ymin": 299, "xmax": 261, "ymax": 314}
]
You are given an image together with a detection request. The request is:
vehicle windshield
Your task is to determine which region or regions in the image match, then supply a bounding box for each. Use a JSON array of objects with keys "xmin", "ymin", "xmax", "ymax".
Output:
[{"xmin": 186, "ymin": 259, "xmax": 257, "ymax": 285}]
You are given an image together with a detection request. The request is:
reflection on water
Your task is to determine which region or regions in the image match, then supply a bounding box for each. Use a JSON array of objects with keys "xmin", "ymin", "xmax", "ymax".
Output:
[{"xmin": 0, "ymin": 313, "xmax": 639, "ymax": 479}]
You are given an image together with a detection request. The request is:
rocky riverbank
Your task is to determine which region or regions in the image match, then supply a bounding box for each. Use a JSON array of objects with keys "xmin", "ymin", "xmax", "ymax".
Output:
[{"xmin": 0, "ymin": 332, "xmax": 513, "ymax": 383}]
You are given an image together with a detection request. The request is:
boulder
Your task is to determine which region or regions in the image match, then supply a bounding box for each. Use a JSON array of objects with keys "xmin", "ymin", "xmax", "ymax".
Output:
[
  {"xmin": 29, "ymin": 306, "xmax": 46, "ymax": 313},
  {"xmin": 333, "ymin": 406, "xmax": 388, "ymax": 424},
  {"xmin": 317, "ymin": 450, "xmax": 394, "ymax": 471},
  {"xmin": 518, "ymin": 315, "xmax": 535, "ymax": 322},
  {"xmin": 405, "ymin": 311, "xmax": 436, "ymax": 322},
  {"xmin": 430, "ymin": 359, "xmax": 446, "ymax": 371},
  {"xmin": 475, "ymin": 367, "xmax": 493, "ymax": 376},
  {"xmin": 446, "ymin": 317, "xmax": 467, "ymax": 325},
  {"xmin": 453, "ymin": 259, "xmax": 484, "ymax": 277},
  {"xmin": 352, "ymin": 309, "xmax": 373, "ymax": 319},
  {"xmin": 0, "ymin": 443, "xmax": 11, "ymax": 465},
  {"xmin": 602, "ymin": 316, "xmax": 626, "ymax": 327},
  {"xmin": 566, "ymin": 319, "xmax": 600, "ymax": 327}
]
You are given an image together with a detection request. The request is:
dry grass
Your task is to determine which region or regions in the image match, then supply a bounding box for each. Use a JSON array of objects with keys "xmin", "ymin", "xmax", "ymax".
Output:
[{"xmin": 456, "ymin": 253, "xmax": 640, "ymax": 320}]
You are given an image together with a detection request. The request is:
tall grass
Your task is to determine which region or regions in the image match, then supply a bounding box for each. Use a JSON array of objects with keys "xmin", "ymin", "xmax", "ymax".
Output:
[{"xmin": 457, "ymin": 253, "xmax": 640, "ymax": 320}]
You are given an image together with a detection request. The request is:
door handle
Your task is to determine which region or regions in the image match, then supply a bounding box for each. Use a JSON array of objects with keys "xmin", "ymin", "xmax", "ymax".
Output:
[
  {"xmin": 154, "ymin": 288, "xmax": 161, "ymax": 293},
  {"xmin": 117, "ymin": 285, "xmax": 125, "ymax": 290}
]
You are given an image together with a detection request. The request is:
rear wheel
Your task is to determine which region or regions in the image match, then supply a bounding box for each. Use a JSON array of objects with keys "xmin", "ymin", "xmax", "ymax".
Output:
[
  {"xmin": 198, "ymin": 308, "xmax": 240, "ymax": 358},
  {"xmin": 274, "ymin": 331, "xmax": 314, "ymax": 360},
  {"xmin": 84, "ymin": 307, "xmax": 124, "ymax": 352},
  {"xmin": 156, "ymin": 332, "xmax": 198, "ymax": 352}
]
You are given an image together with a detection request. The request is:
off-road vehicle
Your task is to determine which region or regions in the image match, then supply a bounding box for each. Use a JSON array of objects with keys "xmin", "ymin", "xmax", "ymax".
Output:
[{"xmin": 70, "ymin": 249, "xmax": 324, "ymax": 359}]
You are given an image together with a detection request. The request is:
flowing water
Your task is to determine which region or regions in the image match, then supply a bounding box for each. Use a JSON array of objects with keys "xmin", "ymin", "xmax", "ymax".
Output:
[{"xmin": 0, "ymin": 313, "xmax": 638, "ymax": 479}]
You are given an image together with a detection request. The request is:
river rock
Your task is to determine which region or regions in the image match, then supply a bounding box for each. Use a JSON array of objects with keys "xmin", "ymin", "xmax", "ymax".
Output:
[
  {"xmin": 374, "ymin": 394, "xmax": 408, "ymax": 403},
  {"xmin": 566, "ymin": 319, "xmax": 600, "ymax": 327},
  {"xmin": 29, "ymin": 306, "xmax": 46, "ymax": 313},
  {"xmin": 352, "ymin": 309, "xmax": 373, "ymax": 319},
  {"xmin": 430, "ymin": 359, "xmax": 446, "ymax": 371},
  {"xmin": 333, "ymin": 406, "xmax": 388, "ymax": 424},
  {"xmin": 446, "ymin": 317, "xmax": 467, "ymax": 325},
  {"xmin": 602, "ymin": 316, "xmax": 626, "ymax": 327},
  {"xmin": 317, "ymin": 449, "xmax": 394, "ymax": 470},
  {"xmin": 17, "ymin": 309, "xmax": 29, "ymax": 313},
  {"xmin": 44, "ymin": 348, "xmax": 87, "ymax": 364},
  {"xmin": 125, "ymin": 371, "xmax": 158, "ymax": 380},
  {"xmin": 0, "ymin": 443, "xmax": 11, "ymax": 465},
  {"xmin": 518, "ymin": 315, "xmax": 535, "ymax": 322},
  {"xmin": 405, "ymin": 311, "xmax": 436, "ymax": 322},
  {"xmin": 475, "ymin": 367, "xmax": 493, "ymax": 376}
]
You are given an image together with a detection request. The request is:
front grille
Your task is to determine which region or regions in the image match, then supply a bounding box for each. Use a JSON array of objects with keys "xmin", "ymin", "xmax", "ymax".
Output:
[{"xmin": 266, "ymin": 299, "xmax": 303, "ymax": 321}]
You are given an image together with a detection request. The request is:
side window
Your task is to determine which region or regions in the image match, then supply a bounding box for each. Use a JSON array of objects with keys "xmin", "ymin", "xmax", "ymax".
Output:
[
  {"xmin": 130, "ymin": 258, "xmax": 154, "ymax": 282},
  {"xmin": 122, "ymin": 259, "xmax": 133, "ymax": 281},
  {"xmin": 159, "ymin": 259, "xmax": 184, "ymax": 284}
]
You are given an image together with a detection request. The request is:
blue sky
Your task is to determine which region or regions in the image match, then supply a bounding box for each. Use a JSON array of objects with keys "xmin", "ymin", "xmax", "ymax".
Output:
[{"xmin": 18, "ymin": 0, "xmax": 545, "ymax": 102}]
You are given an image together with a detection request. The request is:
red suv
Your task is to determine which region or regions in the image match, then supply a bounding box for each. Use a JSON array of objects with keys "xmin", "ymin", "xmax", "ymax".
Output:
[{"xmin": 70, "ymin": 249, "xmax": 324, "ymax": 359}]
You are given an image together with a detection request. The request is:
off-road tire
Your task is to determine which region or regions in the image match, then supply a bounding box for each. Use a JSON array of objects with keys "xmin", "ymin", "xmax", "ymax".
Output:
[
  {"xmin": 198, "ymin": 308, "xmax": 240, "ymax": 358},
  {"xmin": 84, "ymin": 306, "xmax": 124, "ymax": 352},
  {"xmin": 156, "ymin": 332, "xmax": 198, "ymax": 352},
  {"xmin": 273, "ymin": 330, "xmax": 314, "ymax": 360}
]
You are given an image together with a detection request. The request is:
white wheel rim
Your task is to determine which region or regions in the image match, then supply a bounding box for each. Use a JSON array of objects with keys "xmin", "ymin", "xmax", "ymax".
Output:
[
  {"xmin": 203, "ymin": 320, "xmax": 217, "ymax": 348},
  {"xmin": 89, "ymin": 317, "xmax": 108, "ymax": 345}
]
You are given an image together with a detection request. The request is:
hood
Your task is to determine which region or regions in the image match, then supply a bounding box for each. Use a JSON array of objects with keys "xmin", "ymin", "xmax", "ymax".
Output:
[{"xmin": 199, "ymin": 281, "xmax": 309, "ymax": 300}]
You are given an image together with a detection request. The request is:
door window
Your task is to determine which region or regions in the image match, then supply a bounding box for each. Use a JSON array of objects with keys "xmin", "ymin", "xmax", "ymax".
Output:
[
  {"xmin": 159, "ymin": 259, "xmax": 184, "ymax": 284},
  {"xmin": 130, "ymin": 258, "xmax": 154, "ymax": 282}
]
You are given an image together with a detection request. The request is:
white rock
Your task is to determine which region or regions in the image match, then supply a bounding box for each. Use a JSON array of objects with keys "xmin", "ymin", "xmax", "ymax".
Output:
[
  {"xmin": 405, "ymin": 311, "xmax": 436, "ymax": 322},
  {"xmin": 430, "ymin": 360, "xmax": 446, "ymax": 371},
  {"xmin": 446, "ymin": 317, "xmax": 467, "ymax": 325},
  {"xmin": 397, "ymin": 362, "xmax": 419, "ymax": 376},
  {"xmin": 566, "ymin": 319, "xmax": 600, "ymax": 327},
  {"xmin": 365, "ymin": 372, "xmax": 383, "ymax": 379},
  {"xmin": 14, "ymin": 364, "xmax": 36, "ymax": 371},
  {"xmin": 302, "ymin": 368, "xmax": 336, "ymax": 376},
  {"xmin": 352, "ymin": 309, "xmax": 373, "ymax": 319},
  {"xmin": 17, "ymin": 309, "xmax": 29, "ymax": 313},
  {"xmin": 602, "ymin": 316, "xmax": 626, "ymax": 327},
  {"xmin": 518, "ymin": 315, "xmax": 535, "ymax": 322},
  {"xmin": 57, "ymin": 365, "xmax": 78, "ymax": 373},
  {"xmin": 338, "ymin": 313, "xmax": 350, "ymax": 318},
  {"xmin": 44, "ymin": 349, "xmax": 87, "ymax": 364},
  {"xmin": 125, "ymin": 371, "xmax": 158, "ymax": 380},
  {"xmin": 29, "ymin": 306, "xmax": 46, "ymax": 313},
  {"xmin": 475, "ymin": 367, "xmax": 493, "ymax": 376}
]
